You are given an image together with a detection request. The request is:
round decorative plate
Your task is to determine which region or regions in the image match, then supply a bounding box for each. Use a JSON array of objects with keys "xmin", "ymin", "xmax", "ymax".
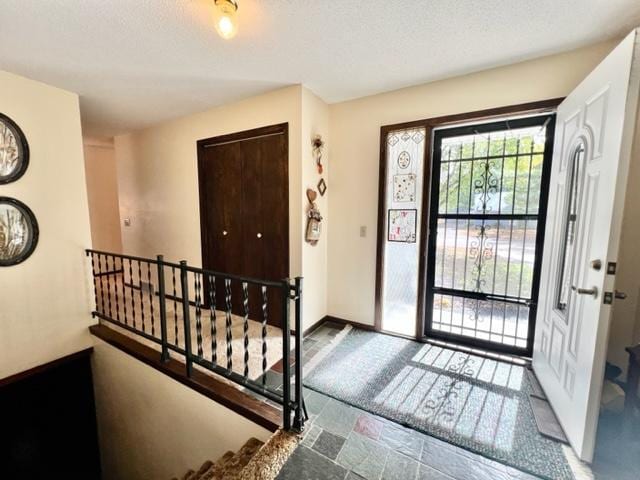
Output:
[
  {"xmin": 0, "ymin": 197, "xmax": 39, "ymax": 266},
  {"xmin": 0, "ymin": 113, "xmax": 30, "ymax": 184}
]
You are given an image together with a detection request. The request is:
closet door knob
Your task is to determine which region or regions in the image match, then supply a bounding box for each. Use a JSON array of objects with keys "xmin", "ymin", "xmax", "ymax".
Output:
[
  {"xmin": 223, "ymin": 230, "xmax": 228, "ymax": 236},
  {"xmin": 257, "ymin": 233, "xmax": 262, "ymax": 239}
]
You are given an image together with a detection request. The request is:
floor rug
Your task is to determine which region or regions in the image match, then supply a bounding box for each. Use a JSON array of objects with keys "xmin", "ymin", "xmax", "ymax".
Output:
[{"xmin": 304, "ymin": 328, "xmax": 574, "ymax": 480}]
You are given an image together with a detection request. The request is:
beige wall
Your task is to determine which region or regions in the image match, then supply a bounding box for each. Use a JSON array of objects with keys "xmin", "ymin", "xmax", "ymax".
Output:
[
  {"xmin": 115, "ymin": 85, "xmax": 302, "ymax": 276},
  {"xmin": 84, "ymin": 138, "xmax": 123, "ymax": 252},
  {"xmin": 0, "ymin": 70, "xmax": 93, "ymax": 379},
  {"xmin": 92, "ymin": 340, "xmax": 271, "ymax": 480},
  {"xmin": 114, "ymin": 85, "xmax": 332, "ymax": 329},
  {"xmin": 327, "ymin": 40, "xmax": 618, "ymax": 326},
  {"xmin": 301, "ymin": 88, "xmax": 330, "ymax": 328}
]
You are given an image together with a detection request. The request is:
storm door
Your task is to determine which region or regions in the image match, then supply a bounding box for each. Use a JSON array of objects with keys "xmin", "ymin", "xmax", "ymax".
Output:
[{"xmin": 424, "ymin": 115, "xmax": 555, "ymax": 355}]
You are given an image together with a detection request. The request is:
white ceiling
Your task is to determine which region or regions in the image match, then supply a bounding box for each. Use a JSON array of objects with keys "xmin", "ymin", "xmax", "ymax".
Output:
[{"xmin": 1, "ymin": 0, "xmax": 639, "ymax": 137}]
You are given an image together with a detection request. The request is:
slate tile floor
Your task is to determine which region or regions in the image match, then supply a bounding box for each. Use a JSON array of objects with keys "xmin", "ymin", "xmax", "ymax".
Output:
[{"xmin": 275, "ymin": 323, "xmax": 542, "ymax": 480}]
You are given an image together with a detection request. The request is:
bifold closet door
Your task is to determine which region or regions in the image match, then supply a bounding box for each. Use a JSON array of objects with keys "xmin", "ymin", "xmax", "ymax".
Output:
[
  {"xmin": 198, "ymin": 140, "xmax": 245, "ymax": 315},
  {"xmin": 240, "ymin": 132, "xmax": 289, "ymax": 327},
  {"xmin": 198, "ymin": 123, "xmax": 289, "ymax": 328}
]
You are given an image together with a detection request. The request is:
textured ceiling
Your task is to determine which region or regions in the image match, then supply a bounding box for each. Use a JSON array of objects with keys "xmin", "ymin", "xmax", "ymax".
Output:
[{"xmin": 1, "ymin": 0, "xmax": 639, "ymax": 136}]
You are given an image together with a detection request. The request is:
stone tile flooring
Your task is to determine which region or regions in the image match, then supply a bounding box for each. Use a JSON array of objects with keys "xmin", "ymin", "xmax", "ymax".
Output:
[
  {"xmin": 277, "ymin": 387, "xmax": 541, "ymax": 480},
  {"xmin": 276, "ymin": 322, "xmax": 542, "ymax": 480}
]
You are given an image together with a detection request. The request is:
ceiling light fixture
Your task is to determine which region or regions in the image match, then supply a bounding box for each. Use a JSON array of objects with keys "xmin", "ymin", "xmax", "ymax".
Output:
[{"xmin": 214, "ymin": 0, "xmax": 239, "ymax": 40}]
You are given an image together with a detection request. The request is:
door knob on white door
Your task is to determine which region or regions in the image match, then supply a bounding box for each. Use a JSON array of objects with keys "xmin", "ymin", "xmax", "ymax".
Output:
[{"xmin": 572, "ymin": 285, "xmax": 598, "ymax": 297}]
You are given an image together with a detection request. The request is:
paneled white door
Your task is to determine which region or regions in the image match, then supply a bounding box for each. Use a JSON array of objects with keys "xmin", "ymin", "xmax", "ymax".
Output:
[{"xmin": 533, "ymin": 29, "xmax": 640, "ymax": 462}]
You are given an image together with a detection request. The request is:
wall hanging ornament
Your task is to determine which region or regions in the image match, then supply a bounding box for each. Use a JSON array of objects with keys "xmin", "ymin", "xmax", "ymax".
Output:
[
  {"xmin": 312, "ymin": 135, "xmax": 325, "ymax": 174},
  {"xmin": 0, "ymin": 113, "xmax": 30, "ymax": 184},
  {"xmin": 305, "ymin": 188, "xmax": 322, "ymax": 245},
  {"xmin": 387, "ymin": 208, "xmax": 417, "ymax": 243},
  {"xmin": 317, "ymin": 178, "xmax": 327, "ymax": 196},
  {"xmin": 0, "ymin": 197, "xmax": 39, "ymax": 266}
]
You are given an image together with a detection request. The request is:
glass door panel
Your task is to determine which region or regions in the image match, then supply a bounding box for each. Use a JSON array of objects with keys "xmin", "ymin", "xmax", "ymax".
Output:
[{"xmin": 425, "ymin": 115, "xmax": 555, "ymax": 355}]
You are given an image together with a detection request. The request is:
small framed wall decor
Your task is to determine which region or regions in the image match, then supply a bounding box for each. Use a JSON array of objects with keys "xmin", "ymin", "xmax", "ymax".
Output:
[
  {"xmin": 0, "ymin": 113, "xmax": 30, "ymax": 184},
  {"xmin": 0, "ymin": 197, "xmax": 39, "ymax": 266},
  {"xmin": 388, "ymin": 209, "xmax": 417, "ymax": 243},
  {"xmin": 317, "ymin": 178, "xmax": 327, "ymax": 196}
]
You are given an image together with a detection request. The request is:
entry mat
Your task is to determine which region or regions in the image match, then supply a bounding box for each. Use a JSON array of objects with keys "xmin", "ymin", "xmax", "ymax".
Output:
[{"xmin": 304, "ymin": 328, "xmax": 574, "ymax": 480}]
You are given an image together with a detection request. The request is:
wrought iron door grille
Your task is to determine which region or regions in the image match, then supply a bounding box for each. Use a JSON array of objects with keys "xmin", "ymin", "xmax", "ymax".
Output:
[{"xmin": 425, "ymin": 115, "xmax": 555, "ymax": 355}]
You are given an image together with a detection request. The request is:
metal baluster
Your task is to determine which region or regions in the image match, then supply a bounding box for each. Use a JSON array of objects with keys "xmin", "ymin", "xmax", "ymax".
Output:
[
  {"xmin": 225, "ymin": 278, "xmax": 233, "ymax": 371},
  {"xmin": 172, "ymin": 266, "xmax": 178, "ymax": 346},
  {"xmin": 293, "ymin": 277, "xmax": 304, "ymax": 432},
  {"xmin": 281, "ymin": 279, "xmax": 292, "ymax": 431},
  {"xmin": 242, "ymin": 282, "xmax": 249, "ymax": 378},
  {"xmin": 89, "ymin": 252, "xmax": 100, "ymax": 314},
  {"xmin": 113, "ymin": 256, "xmax": 120, "ymax": 322},
  {"xmin": 129, "ymin": 258, "xmax": 137, "ymax": 329},
  {"xmin": 261, "ymin": 285, "xmax": 268, "ymax": 384},
  {"xmin": 209, "ymin": 274, "xmax": 217, "ymax": 365},
  {"xmin": 195, "ymin": 272, "xmax": 203, "ymax": 358},
  {"xmin": 148, "ymin": 261, "xmax": 155, "ymax": 337},
  {"xmin": 180, "ymin": 261, "xmax": 193, "ymax": 377},
  {"xmin": 99, "ymin": 254, "xmax": 106, "ymax": 315},
  {"xmin": 138, "ymin": 260, "xmax": 145, "ymax": 332},
  {"xmin": 121, "ymin": 257, "xmax": 128, "ymax": 325},
  {"xmin": 157, "ymin": 255, "xmax": 169, "ymax": 362},
  {"xmin": 105, "ymin": 255, "xmax": 113, "ymax": 319}
]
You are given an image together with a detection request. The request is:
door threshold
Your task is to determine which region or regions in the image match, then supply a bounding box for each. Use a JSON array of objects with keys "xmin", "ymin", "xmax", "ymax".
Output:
[
  {"xmin": 376, "ymin": 327, "xmax": 530, "ymax": 366},
  {"xmin": 421, "ymin": 336, "xmax": 531, "ymax": 366}
]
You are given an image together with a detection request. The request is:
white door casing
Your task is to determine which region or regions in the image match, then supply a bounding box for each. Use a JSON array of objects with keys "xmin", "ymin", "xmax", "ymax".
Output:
[{"xmin": 533, "ymin": 29, "xmax": 640, "ymax": 462}]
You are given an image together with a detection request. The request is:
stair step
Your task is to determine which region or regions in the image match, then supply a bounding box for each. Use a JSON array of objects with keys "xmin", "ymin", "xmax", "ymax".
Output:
[
  {"xmin": 236, "ymin": 429, "xmax": 299, "ymax": 480},
  {"xmin": 199, "ymin": 450, "xmax": 238, "ymax": 480},
  {"xmin": 196, "ymin": 460, "xmax": 214, "ymax": 477},
  {"xmin": 181, "ymin": 469, "xmax": 196, "ymax": 480},
  {"xmin": 200, "ymin": 438, "xmax": 264, "ymax": 480}
]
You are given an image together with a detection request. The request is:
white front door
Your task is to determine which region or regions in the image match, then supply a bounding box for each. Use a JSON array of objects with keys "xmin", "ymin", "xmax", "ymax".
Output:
[{"xmin": 533, "ymin": 29, "xmax": 640, "ymax": 462}]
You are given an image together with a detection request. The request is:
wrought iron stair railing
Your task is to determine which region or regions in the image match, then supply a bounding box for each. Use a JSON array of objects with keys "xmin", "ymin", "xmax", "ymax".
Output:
[{"xmin": 86, "ymin": 249, "xmax": 306, "ymax": 432}]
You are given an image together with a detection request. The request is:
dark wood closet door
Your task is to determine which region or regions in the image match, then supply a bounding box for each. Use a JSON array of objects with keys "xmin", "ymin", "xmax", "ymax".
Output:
[{"xmin": 197, "ymin": 124, "xmax": 289, "ymax": 328}]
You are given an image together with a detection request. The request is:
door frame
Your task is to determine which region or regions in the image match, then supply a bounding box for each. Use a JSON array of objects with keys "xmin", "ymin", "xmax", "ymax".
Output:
[
  {"xmin": 196, "ymin": 122, "xmax": 290, "ymax": 280},
  {"xmin": 375, "ymin": 99, "xmax": 564, "ymax": 341}
]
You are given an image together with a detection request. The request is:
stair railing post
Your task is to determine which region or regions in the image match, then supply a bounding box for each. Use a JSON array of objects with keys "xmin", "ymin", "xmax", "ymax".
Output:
[
  {"xmin": 180, "ymin": 260, "xmax": 193, "ymax": 377},
  {"xmin": 281, "ymin": 279, "xmax": 292, "ymax": 431},
  {"xmin": 293, "ymin": 276, "xmax": 304, "ymax": 432},
  {"xmin": 157, "ymin": 255, "xmax": 170, "ymax": 362}
]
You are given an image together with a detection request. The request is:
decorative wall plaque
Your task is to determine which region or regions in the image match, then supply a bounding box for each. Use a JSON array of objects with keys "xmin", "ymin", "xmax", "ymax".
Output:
[
  {"xmin": 388, "ymin": 209, "xmax": 417, "ymax": 243},
  {"xmin": 317, "ymin": 178, "xmax": 327, "ymax": 196},
  {"xmin": 0, "ymin": 197, "xmax": 39, "ymax": 266},
  {"xmin": 0, "ymin": 113, "xmax": 29, "ymax": 184},
  {"xmin": 393, "ymin": 173, "xmax": 416, "ymax": 202}
]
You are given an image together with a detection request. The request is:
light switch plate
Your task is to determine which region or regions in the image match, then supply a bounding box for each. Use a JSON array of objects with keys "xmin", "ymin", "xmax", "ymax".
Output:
[{"xmin": 124, "ymin": 218, "xmax": 131, "ymax": 227}]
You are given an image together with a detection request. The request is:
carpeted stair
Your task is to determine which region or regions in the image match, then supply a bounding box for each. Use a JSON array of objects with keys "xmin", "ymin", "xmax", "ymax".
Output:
[{"xmin": 172, "ymin": 429, "xmax": 299, "ymax": 480}]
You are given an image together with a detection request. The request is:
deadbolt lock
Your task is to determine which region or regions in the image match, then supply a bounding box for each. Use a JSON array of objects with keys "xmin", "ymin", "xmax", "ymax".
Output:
[{"xmin": 591, "ymin": 259, "xmax": 602, "ymax": 271}]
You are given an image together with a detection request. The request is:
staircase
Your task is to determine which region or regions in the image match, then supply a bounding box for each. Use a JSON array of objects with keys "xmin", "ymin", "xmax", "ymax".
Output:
[{"xmin": 173, "ymin": 429, "xmax": 299, "ymax": 480}]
